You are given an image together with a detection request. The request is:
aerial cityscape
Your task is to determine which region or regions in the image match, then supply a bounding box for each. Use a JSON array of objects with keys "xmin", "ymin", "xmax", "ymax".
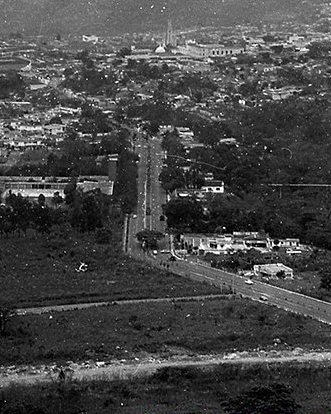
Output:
[{"xmin": 0, "ymin": 0, "xmax": 331, "ymax": 412}]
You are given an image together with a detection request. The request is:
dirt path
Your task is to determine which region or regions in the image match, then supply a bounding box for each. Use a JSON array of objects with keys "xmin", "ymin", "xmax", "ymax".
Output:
[
  {"xmin": 16, "ymin": 294, "xmax": 231, "ymax": 315},
  {"xmin": 1, "ymin": 349, "xmax": 331, "ymax": 387}
]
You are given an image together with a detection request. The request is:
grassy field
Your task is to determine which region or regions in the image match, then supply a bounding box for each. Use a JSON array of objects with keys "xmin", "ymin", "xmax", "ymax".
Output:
[
  {"xmin": 1, "ymin": 362, "xmax": 331, "ymax": 413},
  {"xmin": 2, "ymin": 297, "xmax": 330, "ymax": 365},
  {"xmin": 0, "ymin": 227, "xmax": 220, "ymax": 307}
]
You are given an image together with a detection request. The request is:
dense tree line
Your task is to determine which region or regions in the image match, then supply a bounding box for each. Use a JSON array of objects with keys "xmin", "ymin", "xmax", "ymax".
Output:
[
  {"xmin": 162, "ymin": 93, "xmax": 331, "ymax": 248},
  {"xmin": 0, "ymin": 186, "xmax": 111, "ymax": 237},
  {"xmin": 0, "ymin": 70, "xmax": 25, "ymax": 98},
  {"xmin": 123, "ymin": 59, "xmax": 172, "ymax": 83},
  {"xmin": 160, "ymin": 73, "xmax": 218, "ymax": 99},
  {"xmin": 112, "ymin": 129, "xmax": 138, "ymax": 214},
  {"xmin": 62, "ymin": 54, "xmax": 117, "ymax": 97}
]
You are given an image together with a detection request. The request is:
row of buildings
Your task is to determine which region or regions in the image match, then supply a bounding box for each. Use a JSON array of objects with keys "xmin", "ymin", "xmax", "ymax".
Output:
[{"xmin": 180, "ymin": 232, "xmax": 304, "ymax": 256}]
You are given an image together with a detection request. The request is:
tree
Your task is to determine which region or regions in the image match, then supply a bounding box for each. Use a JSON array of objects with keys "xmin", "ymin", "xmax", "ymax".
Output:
[
  {"xmin": 52, "ymin": 191, "xmax": 64, "ymax": 208},
  {"xmin": 142, "ymin": 121, "xmax": 160, "ymax": 137},
  {"xmin": 116, "ymin": 47, "xmax": 131, "ymax": 58},
  {"xmin": 159, "ymin": 166, "xmax": 186, "ymax": 193},
  {"xmin": 136, "ymin": 229, "xmax": 164, "ymax": 250},
  {"xmin": 64, "ymin": 178, "xmax": 78, "ymax": 205},
  {"xmin": 320, "ymin": 267, "xmax": 331, "ymax": 290},
  {"xmin": 223, "ymin": 383, "xmax": 300, "ymax": 414},
  {"xmin": 193, "ymin": 121, "xmax": 233, "ymax": 148},
  {"xmin": 38, "ymin": 194, "xmax": 46, "ymax": 207},
  {"xmin": 31, "ymin": 204, "xmax": 53, "ymax": 234},
  {"xmin": 0, "ymin": 302, "xmax": 16, "ymax": 335},
  {"xmin": 163, "ymin": 198, "xmax": 205, "ymax": 233},
  {"xmin": 185, "ymin": 167, "xmax": 205, "ymax": 189},
  {"xmin": 5, "ymin": 193, "xmax": 32, "ymax": 236}
]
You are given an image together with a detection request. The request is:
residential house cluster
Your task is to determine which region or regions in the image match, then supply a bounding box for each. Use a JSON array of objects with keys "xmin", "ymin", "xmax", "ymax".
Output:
[{"xmin": 180, "ymin": 232, "xmax": 305, "ymax": 256}]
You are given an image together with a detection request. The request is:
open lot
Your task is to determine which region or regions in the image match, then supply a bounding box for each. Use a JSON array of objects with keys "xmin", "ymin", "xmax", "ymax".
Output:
[
  {"xmin": 267, "ymin": 271, "xmax": 328, "ymax": 298},
  {"xmin": 0, "ymin": 229, "xmax": 220, "ymax": 307},
  {"xmin": 1, "ymin": 297, "xmax": 330, "ymax": 365}
]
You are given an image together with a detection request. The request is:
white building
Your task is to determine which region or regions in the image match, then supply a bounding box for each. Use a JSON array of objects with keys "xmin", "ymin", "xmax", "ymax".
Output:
[
  {"xmin": 253, "ymin": 263, "xmax": 294, "ymax": 279},
  {"xmin": 0, "ymin": 176, "xmax": 114, "ymax": 202},
  {"xmin": 177, "ymin": 42, "xmax": 245, "ymax": 59}
]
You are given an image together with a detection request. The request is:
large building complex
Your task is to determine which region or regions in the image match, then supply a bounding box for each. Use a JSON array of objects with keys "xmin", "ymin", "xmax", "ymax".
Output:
[
  {"xmin": 176, "ymin": 42, "xmax": 246, "ymax": 58},
  {"xmin": 0, "ymin": 176, "xmax": 114, "ymax": 203}
]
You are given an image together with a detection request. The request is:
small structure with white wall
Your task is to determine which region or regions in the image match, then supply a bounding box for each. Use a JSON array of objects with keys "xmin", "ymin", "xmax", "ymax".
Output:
[{"xmin": 253, "ymin": 263, "xmax": 294, "ymax": 279}]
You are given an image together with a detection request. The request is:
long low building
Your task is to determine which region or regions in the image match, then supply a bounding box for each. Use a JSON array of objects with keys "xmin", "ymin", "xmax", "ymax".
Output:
[
  {"xmin": 176, "ymin": 43, "xmax": 246, "ymax": 58},
  {"xmin": 0, "ymin": 175, "xmax": 114, "ymax": 202}
]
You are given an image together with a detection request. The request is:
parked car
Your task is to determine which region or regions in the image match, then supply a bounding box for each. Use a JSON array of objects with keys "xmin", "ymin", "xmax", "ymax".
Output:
[
  {"xmin": 259, "ymin": 295, "xmax": 269, "ymax": 301},
  {"xmin": 146, "ymin": 207, "xmax": 151, "ymax": 215},
  {"xmin": 245, "ymin": 279, "xmax": 254, "ymax": 285}
]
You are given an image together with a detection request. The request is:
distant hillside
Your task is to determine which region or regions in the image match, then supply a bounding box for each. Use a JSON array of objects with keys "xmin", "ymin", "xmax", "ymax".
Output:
[{"xmin": 0, "ymin": 0, "xmax": 325, "ymax": 37}]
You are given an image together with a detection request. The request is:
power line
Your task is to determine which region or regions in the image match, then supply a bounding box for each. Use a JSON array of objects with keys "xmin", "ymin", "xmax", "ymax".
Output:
[
  {"xmin": 166, "ymin": 154, "xmax": 226, "ymax": 171},
  {"xmin": 266, "ymin": 184, "xmax": 331, "ymax": 188}
]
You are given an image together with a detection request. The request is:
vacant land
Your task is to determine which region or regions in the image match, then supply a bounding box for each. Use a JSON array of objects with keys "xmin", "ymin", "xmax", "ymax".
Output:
[
  {"xmin": 1, "ymin": 362, "xmax": 331, "ymax": 413},
  {"xmin": 0, "ymin": 229, "xmax": 220, "ymax": 307},
  {"xmin": 2, "ymin": 297, "xmax": 330, "ymax": 365}
]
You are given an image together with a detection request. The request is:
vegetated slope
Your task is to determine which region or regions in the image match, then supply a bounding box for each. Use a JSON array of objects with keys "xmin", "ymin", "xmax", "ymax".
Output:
[{"xmin": 0, "ymin": 0, "xmax": 325, "ymax": 36}]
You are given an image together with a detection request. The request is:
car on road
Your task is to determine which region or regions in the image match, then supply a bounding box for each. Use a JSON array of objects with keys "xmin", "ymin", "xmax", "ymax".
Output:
[
  {"xmin": 152, "ymin": 250, "xmax": 158, "ymax": 255},
  {"xmin": 245, "ymin": 279, "xmax": 254, "ymax": 285},
  {"xmin": 259, "ymin": 295, "xmax": 269, "ymax": 301},
  {"xmin": 146, "ymin": 207, "xmax": 151, "ymax": 215},
  {"xmin": 132, "ymin": 214, "xmax": 137, "ymax": 218}
]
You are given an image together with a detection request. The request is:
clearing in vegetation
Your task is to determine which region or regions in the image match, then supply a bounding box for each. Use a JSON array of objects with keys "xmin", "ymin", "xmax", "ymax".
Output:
[{"xmin": 1, "ymin": 297, "xmax": 330, "ymax": 365}]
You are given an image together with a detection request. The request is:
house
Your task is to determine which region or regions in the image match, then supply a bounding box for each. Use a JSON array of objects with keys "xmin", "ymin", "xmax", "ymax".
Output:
[
  {"xmin": 243, "ymin": 234, "xmax": 272, "ymax": 252},
  {"xmin": 180, "ymin": 231, "xmax": 274, "ymax": 256},
  {"xmin": 272, "ymin": 238, "xmax": 300, "ymax": 249},
  {"xmin": 253, "ymin": 263, "xmax": 294, "ymax": 279},
  {"xmin": 43, "ymin": 124, "xmax": 66, "ymax": 135},
  {"xmin": 201, "ymin": 180, "xmax": 225, "ymax": 194},
  {"xmin": 180, "ymin": 233, "xmax": 233, "ymax": 255}
]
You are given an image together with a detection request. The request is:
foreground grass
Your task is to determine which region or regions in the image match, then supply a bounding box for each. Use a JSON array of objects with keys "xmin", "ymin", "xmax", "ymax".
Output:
[
  {"xmin": 0, "ymin": 228, "xmax": 219, "ymax": 307},
  {"xmin": 2, "ymin": 298, "xmax": 330, "ymax": 365},
  {"xmin": 1, "ymin": 362, "xmax": 331, "ymax": 413}
]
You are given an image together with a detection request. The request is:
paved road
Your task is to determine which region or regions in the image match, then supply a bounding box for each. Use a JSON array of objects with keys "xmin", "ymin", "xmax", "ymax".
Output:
[
  {"xmin": 128, "ymin": 137, "xmax": 169, "ymax": 252},
  {"xmin": 127, "ymin": 139, "xmax": 149, "ymax": 253},
  {"xmin": 127, "ymin": 137, "xmax": 331, "ymax": 325},
  {"xmin": 168, "ymin": 259, "xmax": 331, "ymax": 324}
]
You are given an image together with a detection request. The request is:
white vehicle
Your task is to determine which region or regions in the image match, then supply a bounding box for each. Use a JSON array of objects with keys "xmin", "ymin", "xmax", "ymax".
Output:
[
  {"xmin": 152, "ymin": 250, "xmax": 158, "ymax": 255},
  {"xmin": 259, "ymin": 295, "xmax": 269, "ymax": 301},
  {"xmin": 132, "ymin": 214, "xmax": 137, "ymax": 218},
  {"xmin": 245, "ymin": 279, "xmax": 254, "ymax": 285},
  {"xmin": 286, "ymin": 249, "xmax": 302, "ymax": 255}
]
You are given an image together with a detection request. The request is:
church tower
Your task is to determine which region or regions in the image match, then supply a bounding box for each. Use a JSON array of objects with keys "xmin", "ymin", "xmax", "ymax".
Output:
[{"xmin": 165, "ymin": 20, "xmax": 176, "ymax": 47}]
